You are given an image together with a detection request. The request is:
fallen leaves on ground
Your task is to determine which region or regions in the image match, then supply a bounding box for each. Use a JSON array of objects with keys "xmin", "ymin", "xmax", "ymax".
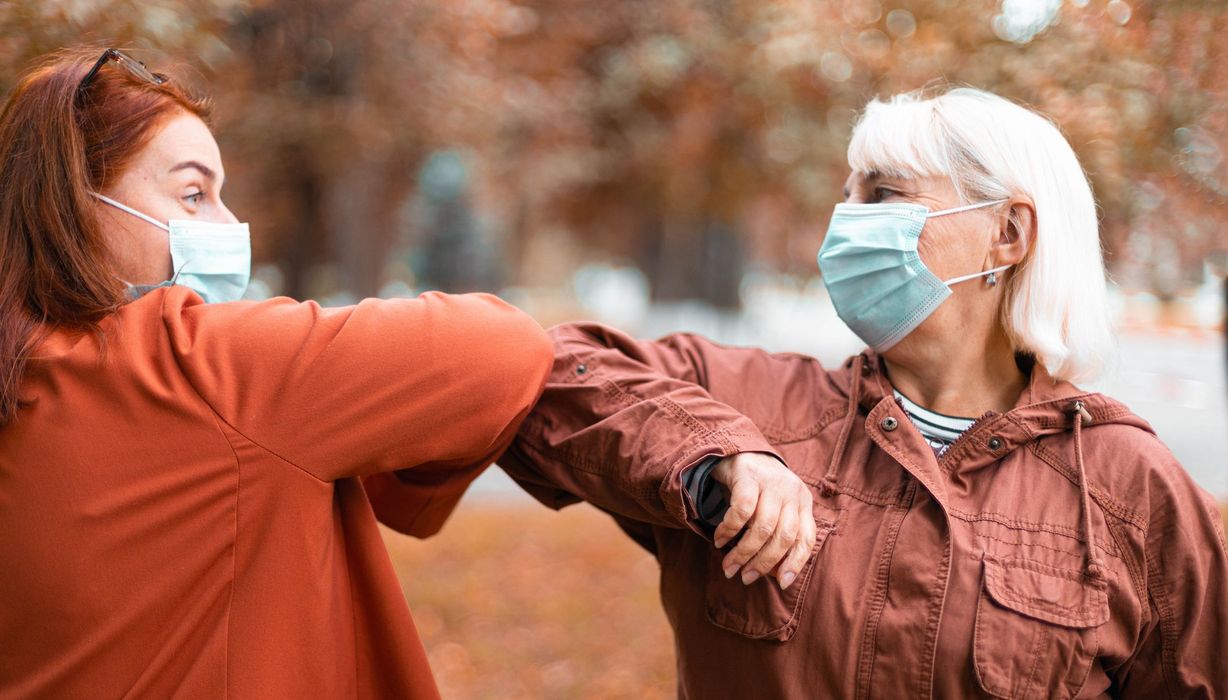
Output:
[{"xmin": 381, "ymin": 501, "xmax": 674, "ymax": 700}]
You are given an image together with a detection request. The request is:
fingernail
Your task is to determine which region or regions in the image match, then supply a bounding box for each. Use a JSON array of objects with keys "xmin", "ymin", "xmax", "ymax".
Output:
[
  {"xmin": 780, "ymin": 572, "xmax": 796, "ymax": 590},
  {"xmin": 724, "ymin": 565, "xmax": 739, "ymax": 579},
  {"xmin": 741, "ymin": 569, "xmax": 760, "ymax": 585},
  {"xmin": 714, "ymin": 537, "xmax": 728, "ymax": 548}
]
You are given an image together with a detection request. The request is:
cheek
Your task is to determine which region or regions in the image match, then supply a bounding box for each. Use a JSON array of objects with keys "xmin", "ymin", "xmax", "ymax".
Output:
[
  {"xmin": 141, "ymin": 229, "xmax": 171, "ymax": 261},
  {"xmin": 145, "ymin": 229, "xmax": 172, "ymax": 271},
  {"xmin": 917, "ymin": 220, "xmax": 984, "ymax": 278},
  {"xmin": 122, "ymin": 222, "xmax": 170, "ymax": 277}
]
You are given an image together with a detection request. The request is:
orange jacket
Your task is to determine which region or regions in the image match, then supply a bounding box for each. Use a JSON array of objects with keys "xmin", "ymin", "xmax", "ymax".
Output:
[{"xmin": 0, "ymin": 286, "xmax": 551, "ymax": 698}]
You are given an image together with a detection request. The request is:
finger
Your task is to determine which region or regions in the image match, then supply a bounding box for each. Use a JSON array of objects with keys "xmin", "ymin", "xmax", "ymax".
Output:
[
  {"xmin": 742, "ymin": 501, "xmax": 798, "ymax": 585},
  {"xmin": 713, "ymin": 477, "xmax": 759, "ymax": 549},
  {"xmin": 770, "ymin": 491, "xmax": 815, "ymax": 575},
  {"xmin": 777, "ymin": 513, "xmax": 816, "ymax": 590},
  {"xmin": 798, "ymin": 491, "xmax": 816, "ymax": 551},
  {"xmin": 722, "ymin": 493, "xmax": 781, "ymax": 581}
]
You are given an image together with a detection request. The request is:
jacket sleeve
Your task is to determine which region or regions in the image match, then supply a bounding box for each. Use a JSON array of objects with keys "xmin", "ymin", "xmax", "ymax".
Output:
[
  {"xmin": 498, "ymin": 321, "xmax": 784, "ymax": 536},
  {"xmin": 162, "ymin": 289, "xmax": 552, "ymax": 500},
  {"xmin": 1116, "ymin": 448, "xmax": 1228, "ymax": 697}
]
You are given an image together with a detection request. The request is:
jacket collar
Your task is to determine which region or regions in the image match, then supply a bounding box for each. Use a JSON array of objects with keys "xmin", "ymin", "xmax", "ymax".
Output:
[{"xmin": 835, "ymin": 349, "xmax": 1153, "ymax": 473}]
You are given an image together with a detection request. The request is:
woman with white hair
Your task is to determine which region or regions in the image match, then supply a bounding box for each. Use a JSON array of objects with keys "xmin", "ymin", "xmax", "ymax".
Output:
[{"xmin": 500, "ymin": 87, "xmax": 1227, "ymax": 698}]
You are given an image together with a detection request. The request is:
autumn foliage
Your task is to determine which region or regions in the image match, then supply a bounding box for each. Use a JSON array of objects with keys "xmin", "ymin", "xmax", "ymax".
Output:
[{"xmin": 2, "ymin": 0, "xmax": 1225, "ymax": 304}]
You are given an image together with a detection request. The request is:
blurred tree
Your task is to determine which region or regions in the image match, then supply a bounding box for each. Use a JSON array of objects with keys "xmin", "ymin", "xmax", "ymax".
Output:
[
  {"xmin": 218, "ymin": 0, "xmax": 431, "ymax": 298},
  {"xmin": 1, "ymin": 0, "xmax": 1224, "ymax": 304},
  {"xmin": 498, "ymin": 0, "xmax": 1228, "ymax": 303},
  {"xmin": 413, "ymin": 150, "xmax": 503, "ymax": 292}
]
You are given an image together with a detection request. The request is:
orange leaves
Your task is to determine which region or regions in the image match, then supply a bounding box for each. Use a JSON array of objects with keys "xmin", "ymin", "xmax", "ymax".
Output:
[{"xmin": 381, "ymin": 502, "xmax": 675, "ymax": 699}]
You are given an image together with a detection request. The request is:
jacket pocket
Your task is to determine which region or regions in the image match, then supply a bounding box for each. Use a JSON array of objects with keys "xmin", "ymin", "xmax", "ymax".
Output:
[
  {"xmin": 703, "ymin": 514, "xmax": 838, "ymax": 642},
  {"xmin": 973, "ymin": 555, "xmax": 1109, "ymax": 700}
]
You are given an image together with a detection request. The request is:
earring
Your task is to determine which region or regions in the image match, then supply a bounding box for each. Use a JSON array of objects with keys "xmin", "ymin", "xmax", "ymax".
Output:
[{"xmin": 986, "ymin": 271, "xmax": 998, "ymax": 287}]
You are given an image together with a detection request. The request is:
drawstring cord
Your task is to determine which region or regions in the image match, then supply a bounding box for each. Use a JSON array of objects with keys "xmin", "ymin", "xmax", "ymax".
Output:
[
  {"xmin": 820, "ymin": 354, "xmax": 865, "ymax": 496},
  {"xmin": 1068, "ymin": 400, "xmax": 1105, "ymax": 582}
]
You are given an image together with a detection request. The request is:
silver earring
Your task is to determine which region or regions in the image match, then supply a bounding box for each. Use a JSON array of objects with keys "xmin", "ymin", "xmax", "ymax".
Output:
[{"xmin": 986, "ymin": 271, "xmax": 998, "ymax": 287}]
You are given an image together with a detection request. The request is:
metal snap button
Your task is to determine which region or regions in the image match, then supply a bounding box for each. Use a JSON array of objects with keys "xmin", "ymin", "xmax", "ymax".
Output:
[
  {"xmin": 880, "ymin": 416, "xmax": 898, "ymax": 432},
  {"xmin": 988, "ymin": 436, "xmax": 1004, "ymax": 451},
  {"xmin": 575, "ymin": 364, "xmax": 588, "ymax": 375}
]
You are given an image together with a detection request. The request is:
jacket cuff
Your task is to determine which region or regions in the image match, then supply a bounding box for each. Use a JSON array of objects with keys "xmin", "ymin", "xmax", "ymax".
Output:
[
  {"xmin": 663, "ymin": 430, "xmax": 785, "ymax": 539},
  {"xmin": 682, "ymin": 455, "xmax": 725, "ymax": 535}
]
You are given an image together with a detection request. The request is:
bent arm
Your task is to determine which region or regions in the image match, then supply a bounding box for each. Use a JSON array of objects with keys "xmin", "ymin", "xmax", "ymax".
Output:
[
  {"xmin": 166, "ymin": 290, "xmax": 552, "ymax": 485},
  {"xmin": 499, "ymin": 322, "xmax": 782, "ymax": 534}
]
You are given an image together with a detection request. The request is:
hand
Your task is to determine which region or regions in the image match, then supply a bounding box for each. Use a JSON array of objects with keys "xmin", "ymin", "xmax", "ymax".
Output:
[{"xmin": 710, "ymin": 452, "xmax": 817, "ymax": 590}]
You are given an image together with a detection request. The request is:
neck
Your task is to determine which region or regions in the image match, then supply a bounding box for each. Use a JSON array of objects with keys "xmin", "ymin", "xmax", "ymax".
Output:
[{"xmin": 882, "ymin": 328, "xmax": 1027, "ymax": 418}]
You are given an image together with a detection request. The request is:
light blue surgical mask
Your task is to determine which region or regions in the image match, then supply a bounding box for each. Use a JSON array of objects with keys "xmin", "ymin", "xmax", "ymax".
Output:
[
  {"xmin": 817, "ymin": 199, "xmax": 1010, "ymax": 352},
  {"xmin": 91, "ymin": 192, "xmax": 251, "ymax": 303}
]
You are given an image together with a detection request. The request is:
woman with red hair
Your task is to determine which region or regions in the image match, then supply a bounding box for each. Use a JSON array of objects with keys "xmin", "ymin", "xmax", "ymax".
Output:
[{"xmin": 0, "ymin": 48, "xmax": 551, "ymax": 697}]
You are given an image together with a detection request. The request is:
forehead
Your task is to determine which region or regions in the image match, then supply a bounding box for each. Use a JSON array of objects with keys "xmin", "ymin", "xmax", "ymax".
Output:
[{"xmin": 134, "ymin": 112, "xmax": 222, "ymax": 176}]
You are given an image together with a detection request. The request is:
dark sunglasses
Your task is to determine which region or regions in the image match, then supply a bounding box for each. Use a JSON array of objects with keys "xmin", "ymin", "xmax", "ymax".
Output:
[{"xmin": 77, "ymin": 48, "xmax": 167, "ymax": 97}]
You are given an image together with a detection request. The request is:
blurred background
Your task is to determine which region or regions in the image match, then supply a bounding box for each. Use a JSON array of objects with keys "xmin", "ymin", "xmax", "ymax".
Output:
[{"xmin": 3, "ymin": 0, "xmax": 1225, "ymax": 697}]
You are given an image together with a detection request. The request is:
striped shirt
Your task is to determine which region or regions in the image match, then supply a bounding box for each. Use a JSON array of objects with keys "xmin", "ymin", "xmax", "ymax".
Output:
[{"xmin": 893, "ymin": 390, "xmax": 976, "ymax": 457}]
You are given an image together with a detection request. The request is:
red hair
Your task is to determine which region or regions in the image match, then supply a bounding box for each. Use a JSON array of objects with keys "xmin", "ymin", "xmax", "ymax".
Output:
[{"xmin": 0, "ymin": 47, "xmax": 211, "ymax": 426}]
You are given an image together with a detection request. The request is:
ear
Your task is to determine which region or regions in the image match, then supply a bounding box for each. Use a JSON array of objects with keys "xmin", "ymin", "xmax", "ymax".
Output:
[{"xmin": 992, "ymin": 195, "xmax": 1036, "ymax": 267}]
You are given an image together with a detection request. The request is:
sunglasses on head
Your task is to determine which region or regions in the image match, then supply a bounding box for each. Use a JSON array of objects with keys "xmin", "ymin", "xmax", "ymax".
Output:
[{"xmin": 77, "ymin": 48, "xmax": 167, "ymax": 97}]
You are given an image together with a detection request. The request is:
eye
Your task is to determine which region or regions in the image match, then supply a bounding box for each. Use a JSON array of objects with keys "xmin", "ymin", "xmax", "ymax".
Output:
[
  {"xmin": 184, "ymin": 191, "xmax": 205, "ymax": 206},
  {"xmin": 873, "ymin": 186, "xmax": 899, "ymax": 202}
]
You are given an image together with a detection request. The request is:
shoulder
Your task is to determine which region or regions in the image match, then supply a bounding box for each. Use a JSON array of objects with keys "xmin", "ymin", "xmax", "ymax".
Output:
[
  {"xmin": 1072, "ymin": 393, "xmax": 1219, "ymax": 536},
  {"xmin": 153, "ymin": 286, "xmax": 323, "ymax": 334}
]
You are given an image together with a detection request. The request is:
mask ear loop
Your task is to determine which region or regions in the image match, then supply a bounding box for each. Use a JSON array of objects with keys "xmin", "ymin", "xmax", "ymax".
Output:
[
  {"xmin": 89, "ymin": 192, "xmax": 171, "ymax": 232},
  {"xmin": 943, "ymin": 264, "xmax": 1012, "ymax": 287},
  {"xmin": 925, "ymin": 198, "xmax": 1008, "ymax": 218},
  {"xmin": 169, "ymin": 260, "xmax": 189, "ymax": 285},
  {"xmin": 933, "ymin": 198, "xmax": 1016, "ymax": 287}
]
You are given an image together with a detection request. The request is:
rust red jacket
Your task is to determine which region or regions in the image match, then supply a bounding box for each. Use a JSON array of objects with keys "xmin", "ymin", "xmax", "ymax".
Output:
[
  {"xmin": 500, "ymin": 322, "xmax": 1228, "ymax": 699},
  {"xmin": 0, "ymin": 286, "xmax": 551, "ymax": 698}
]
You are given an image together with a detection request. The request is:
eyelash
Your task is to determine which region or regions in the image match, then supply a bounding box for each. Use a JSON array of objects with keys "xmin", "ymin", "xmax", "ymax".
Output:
[
  {"xmin": 184, "ymin": 191, "xmax": 205, "ymax": 205},
  {"xmin": 874, "ymin": 187, "xmax": 899, "ymax": 201}
]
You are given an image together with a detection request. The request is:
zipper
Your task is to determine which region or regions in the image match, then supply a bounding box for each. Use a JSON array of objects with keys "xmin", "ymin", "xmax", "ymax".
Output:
[{"xmin": 935, "ymin": 409, "xmax": 1000, "ymax": 470}]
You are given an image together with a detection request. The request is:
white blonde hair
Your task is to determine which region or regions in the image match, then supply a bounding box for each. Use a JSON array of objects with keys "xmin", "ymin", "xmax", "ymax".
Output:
[{"xmin": 847, "ymin": 87, "xmax": 1113, "ymax": 384}]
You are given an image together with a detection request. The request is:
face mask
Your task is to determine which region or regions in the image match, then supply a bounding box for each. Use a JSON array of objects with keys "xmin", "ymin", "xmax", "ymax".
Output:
[
  {"xmin": 91, "ymin": 192, "xmax": 251, "ymax": 303},
  {"xmin": 817, "ymin": 199, "xmax": 1010, "ymax": 352}
]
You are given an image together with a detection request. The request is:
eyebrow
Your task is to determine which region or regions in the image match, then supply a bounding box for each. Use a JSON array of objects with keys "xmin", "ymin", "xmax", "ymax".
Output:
[
  {"xmin": 169, "ymin": 160, "xmax": 219, "ymax": 183},
  {"xmin": 844, "ymin": 169, "xmax": 882, "ymax": 197}
]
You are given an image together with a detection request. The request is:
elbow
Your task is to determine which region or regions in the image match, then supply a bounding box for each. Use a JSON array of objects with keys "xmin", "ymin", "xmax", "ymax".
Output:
[
  {"xmin": 527, "ymin": 320, "xmax": 554, "ymax": 392},
  {"xmin": 502, "ymin": 305, "xmax": 553, "ymax": 414},
  {"xmin": 469, "ymin": 294, "xmax": 553, "ymax": 429}
]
